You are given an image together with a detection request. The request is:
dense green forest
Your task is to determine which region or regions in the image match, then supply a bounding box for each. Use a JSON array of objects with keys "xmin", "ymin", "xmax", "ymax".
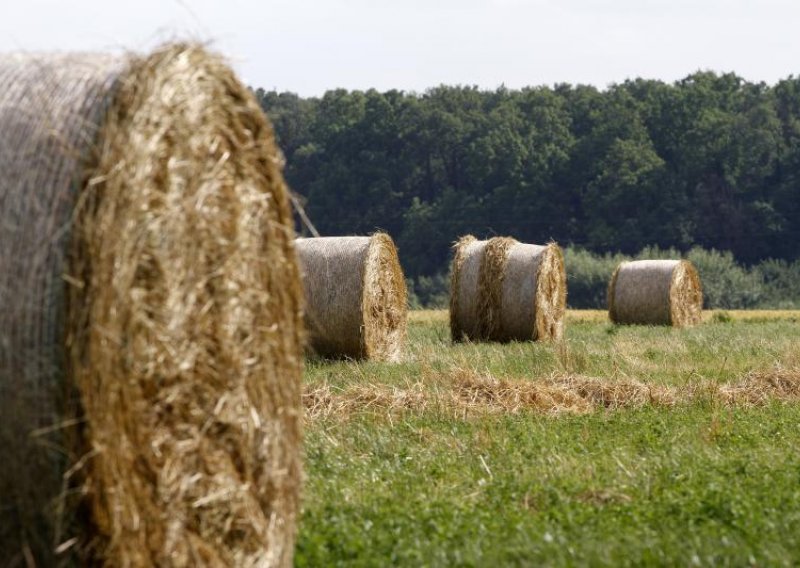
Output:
[{"xmin": 254, "ymin": 73, "xmax": 800, "ymax": 307}]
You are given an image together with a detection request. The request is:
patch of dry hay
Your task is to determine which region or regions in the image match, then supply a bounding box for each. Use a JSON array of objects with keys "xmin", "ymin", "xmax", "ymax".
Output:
[
  {"xmin": 718, "ymin": 368, "xmax": 800, "ymax": 406},
  {"xmin": 450, "ymin": 236, "xmax": 567, "ymax": 342},
  {"xmin": 295, "ymin": 233, "xmax": 407, "ymax": 361},
  {"xmin": 1, "ymin": 44, "xmax": 304, "ymax": 566},
  {"xmin": 303, "ymin": 370, "xmax": 676, "ymax": 421},
  {"xmin": 608, "ymin": 259, "xmax": 703, "ymax": 327},
  {"xmin": 303, "ymin": 368, "xmax": 800, "ymax": 422},
  {"xmin": 303, "ymin": 381, "xmax": 430, "ymax": 420},
  {"xmin": 454, "ymin": 371, "xmax": 675, "ymax": 413}
]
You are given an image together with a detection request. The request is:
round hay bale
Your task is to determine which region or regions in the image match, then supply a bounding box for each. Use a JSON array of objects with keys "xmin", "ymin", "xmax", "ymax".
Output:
[
  {"xmin": 0, "ymin": 44, "xmax": 304, "ymax": 566},
  {"xmin": 450, "ymin": 236, "xmax": 567, "ymax": 342},
  {"xmin": 295, "ymin": 234, "xmax": 407, "ymax": 362},
  {"xmin": 608, "ymin": 259, "xmax": 703, "ymax": 327},
  {"xmin": 449, "ymin": 235, "xmax": 485, "ymax": 342}
]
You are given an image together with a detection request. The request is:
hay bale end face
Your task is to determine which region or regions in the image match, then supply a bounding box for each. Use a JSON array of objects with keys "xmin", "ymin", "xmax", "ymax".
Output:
[
  {"xmin": 0, "ymin": 44, "xmax": 304, "ymax": 566},
  {"xmin": 295, "ymin": 234, "xmax": 408, "ymax": 362},
  {"xmin": 608, "ymin": 259, "xmax": 703, "ymax": 327},
  {"xmin": 450, "ymin": 236, "xmax": 567, "ymax": 342},
  {"xmin": 449, "ymin": 235, "xmax": 484, "ymax": 341}
]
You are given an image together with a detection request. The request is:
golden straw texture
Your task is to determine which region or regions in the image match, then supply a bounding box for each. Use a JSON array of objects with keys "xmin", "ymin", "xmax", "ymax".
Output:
[
  {"xmin": 295, "ymin": 233, "xmax": 407, "ymax": 361},
  {"xmin": 608, "ymin": 259, "xmax": 703, "ymax": 327},
  {"xmin": 450, "ymin": 235, "xmax": 484, "ymax": 342},
  {"xmin": 450, "ymin": 236, "xmax": 567, "ymax": 342},
  {"xmin": 478, "ymin": 237, "xmax": 517, "ymax": 339},
  {"xmin": 304, "ymin": 367, "xmax": 800, "ymax": 421},
  {"xmin": 0, "ymin": 44, "xmax": 304, "ymax": 566}
]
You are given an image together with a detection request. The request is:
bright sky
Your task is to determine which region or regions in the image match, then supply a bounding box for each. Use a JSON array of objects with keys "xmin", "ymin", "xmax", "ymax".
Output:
[{"xmin": 2, "ymin": 0, "xmax": 798, "ymax": 96}]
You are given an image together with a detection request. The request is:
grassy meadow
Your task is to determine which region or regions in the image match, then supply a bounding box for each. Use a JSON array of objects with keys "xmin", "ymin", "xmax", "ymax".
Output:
[{"xmin": 298, "ymin": 310, "xmax": 800, "ymax": 566}]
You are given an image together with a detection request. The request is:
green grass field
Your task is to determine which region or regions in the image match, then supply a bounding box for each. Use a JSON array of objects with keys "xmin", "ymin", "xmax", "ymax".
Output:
[{"xmin": 298, "ymin": 311, "xmax": 800, "ymax": 566}]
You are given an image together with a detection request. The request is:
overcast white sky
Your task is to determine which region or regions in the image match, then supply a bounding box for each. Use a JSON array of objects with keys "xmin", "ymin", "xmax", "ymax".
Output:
[{"xmin": 1, "ymin": 0, "xmax": 798, "ymax": 95}]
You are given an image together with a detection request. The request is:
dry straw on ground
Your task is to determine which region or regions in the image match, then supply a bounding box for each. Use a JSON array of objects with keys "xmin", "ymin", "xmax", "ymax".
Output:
[
  {"xmin": 450, "ymin": 236, "xmax": 567, "ymax": 343},
  {"xmin": 303, "ymin": 371, "xmax": 675, "ymax": 420},
  {"xmin": 718, "ymin": 368, "xmax": 800, "ymax": 405},
  {"xmin": 0, "ymin": 44, "xmax": 304, "ymax": 566},
  {"xmin": 608, "ymin": 259, "xmax": 703, "ymax": 327},
  {"xmin": 295, "ymin": 234, "xmax": 407, "ymax": 362},
  {"xmin": 303, "ymin": 367, "xmax": 800, "ymax": 422}
]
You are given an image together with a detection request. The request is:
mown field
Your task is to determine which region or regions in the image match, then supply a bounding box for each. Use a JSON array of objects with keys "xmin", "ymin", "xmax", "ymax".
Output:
[{"xmin": 297, "ymin": 310, "xmax": 800, "ymax": 566}]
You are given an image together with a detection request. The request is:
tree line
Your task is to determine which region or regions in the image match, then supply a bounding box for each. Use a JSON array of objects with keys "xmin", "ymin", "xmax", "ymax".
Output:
[{"xmin": 254, "ymin": 73, "xmax": 800, "ymax": 306}]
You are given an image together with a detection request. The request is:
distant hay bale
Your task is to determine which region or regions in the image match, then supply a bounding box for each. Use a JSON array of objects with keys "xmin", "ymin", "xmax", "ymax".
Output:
[
  {"xmin": 0, "ymin": 44, "xmax": 304, "ymax": 566},
  {"xmin": 608, "ymin": 259, "xmax": 703, "ymax": 327},
  {"xmin": 450, "ymin": 236, "xmax": 567, "ymax": 342},
  {"xmin": 450, "ymin": 235, "xmax": 484, "ymax": 341},
  {"xmin": 295, "ymin": 234, "xmax": 408, "ymax": 361}
]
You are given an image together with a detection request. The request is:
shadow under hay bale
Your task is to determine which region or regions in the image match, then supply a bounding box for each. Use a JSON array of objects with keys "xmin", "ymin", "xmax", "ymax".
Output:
[
  {"xmin": 608, "ymin": 259, "xmax": 703, "ymax": 327},
  {"xmin": 0, "ymin": 44, "xmax": 304, "ymax": 566},
  {"xmin": 295, "ymin": 234, "xmax": 408, "ymax": 362},
  {"xmin": 450, "ymin": 236, "xmax": 567, "ymax": 343}
]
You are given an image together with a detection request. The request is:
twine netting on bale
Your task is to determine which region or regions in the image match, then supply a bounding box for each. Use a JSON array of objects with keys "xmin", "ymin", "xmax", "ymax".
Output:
[
  {"xmin": 0, "ymin": 44, "xmax": 304, "ymax": 566},
  {"xmin": 450, "ymin": 236, "xmax": 567, "ymax": 342},
  {"xmin": 608, "ymin": 259, "xmax": 703, "ymax": 327},
  {"xmin": 294, "ymin": 234, "xmax": 407, "ymax": 362}
]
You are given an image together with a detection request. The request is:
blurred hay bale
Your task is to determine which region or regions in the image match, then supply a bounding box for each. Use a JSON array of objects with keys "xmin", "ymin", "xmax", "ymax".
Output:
[
  {"xmin": 450, "ymin": 236, "xmax": 567, "ymax": 342},
  {"xmin": 295, "ymin": 233, "xmax": 407, "ymax": 361},
  {"xmin": 608, "ymin": 259, "xmax": 703, "ymax": 327},
  {"xmin": 0, "ymin": 44, "xmax": 304, "ymax": 566}
]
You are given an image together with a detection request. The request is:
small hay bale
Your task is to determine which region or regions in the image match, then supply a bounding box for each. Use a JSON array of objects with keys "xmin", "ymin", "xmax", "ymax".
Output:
[
  {"xmin": 450, "ymin": 236, "xmax": 567, "ymax": 342},
  {"xmin": 295, "ymin": 234, "xmax": 407, "ymax": 361},
  {"xmin": 0, "ymin": 44, "xmax": 304, "ymax": 566},
  {"xmin": 608, "ymin": 259, "xmax": 703, "ymax": 326}
]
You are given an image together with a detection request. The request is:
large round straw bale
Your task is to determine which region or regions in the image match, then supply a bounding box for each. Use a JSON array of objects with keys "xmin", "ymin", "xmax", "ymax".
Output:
[
  {"xmin": 450, "ymin": 236, "xmax": 567, "ymax": 342},
  {"xmin": 608, "ymin": 259, "xmax": 703, "ymax": 327},
  {"xmin": 0, "ymin": 44, "xmax": 304, "ymax": 566},
  {"xmin": 295, "ymin": 234, "xmax": 407, "ymax": 361}
]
